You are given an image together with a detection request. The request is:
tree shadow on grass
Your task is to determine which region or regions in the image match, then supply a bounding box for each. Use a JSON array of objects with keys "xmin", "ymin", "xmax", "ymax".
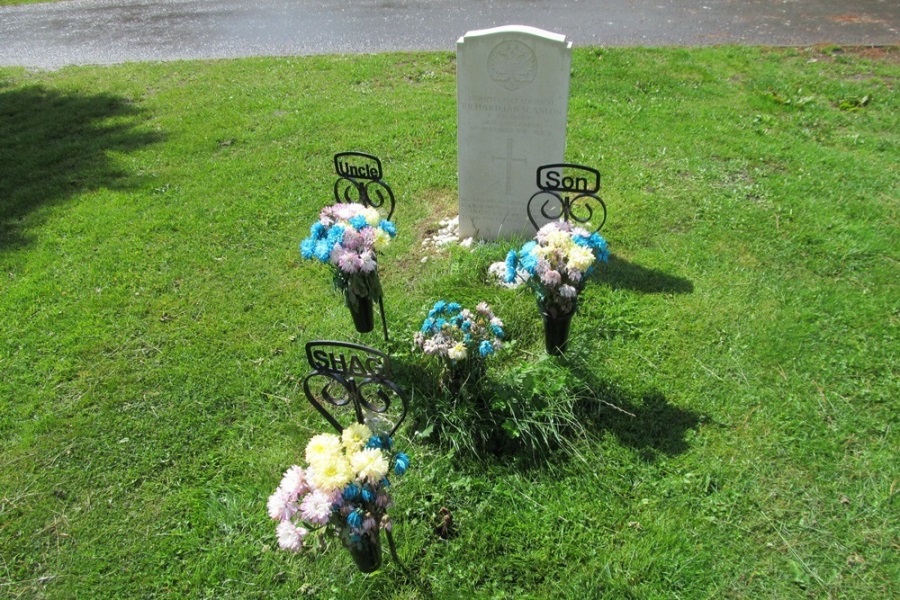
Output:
[
  {"xmin": 0, "ymin": 82, "xmax": 161, "ymax": 250},
  {"xmin": 601, "ymin": 253, "xmax": 694, "ymax": 294}
]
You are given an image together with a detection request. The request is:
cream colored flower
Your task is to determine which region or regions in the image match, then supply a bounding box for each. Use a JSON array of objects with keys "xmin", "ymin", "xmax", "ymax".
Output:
[
  {"xmin": 567, "ymin": 245, "xmax": 595, "ymax": 272},
  {"xmin": 350, "ymin": 448, "xmax": 389, "ymax": 482},
  {"xmin": 545, "ymin": 230, "xmax": 573, "ymax": 250},
  {"xmin": 372, "ymin": 228, "xmax": 391, "ymax": 251},
  {"xmin": 305, "ymin": 433, "xmax": 342, "ymax": 467},
  {"xmin": 448, "ymin": 342, "xmax": 467, "ymax": 361},
  {"xmin": 362, "ymin": 207, "xmax": 381, "ymax": 226},
  {"xmin": 307, "ymin": 455, "xmax": 354, "ymax": 492},
  {"xmin": 341, "ymin": 423, "xmax": 373, "ymax": 451}
]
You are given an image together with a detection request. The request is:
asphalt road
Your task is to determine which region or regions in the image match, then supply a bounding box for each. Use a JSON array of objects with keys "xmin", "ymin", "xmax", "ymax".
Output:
[{"xmin": 1, "ymin": 0, "xmax": 898, "ymax": 70}]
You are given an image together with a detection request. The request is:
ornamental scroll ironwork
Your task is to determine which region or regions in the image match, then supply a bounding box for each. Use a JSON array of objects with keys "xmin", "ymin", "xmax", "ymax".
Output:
[
  {"xmin": 301, "ymin": 340, "xmax": 409, "ymax": 572},
  {"xmin": 333, "ymin": 151, "xmax": 396, "ymax": 221},
  {"xmin": 302, "ymin": 341, "xmax": 407, "ymax": 437},
  {"xmin": 527, "ymin": 163, "xmax": 607, "ymax": 234},
  {"xmin": 331, "ymin": 151, "xmax": 395, "ymax": 342}
]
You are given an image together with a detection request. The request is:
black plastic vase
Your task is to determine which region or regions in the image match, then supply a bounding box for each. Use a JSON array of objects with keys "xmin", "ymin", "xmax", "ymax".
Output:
[
  {"xmin": 343, "ymin": 530, "xmax": 382, "ymax": 573},
  {"xmin": 541, "ymin": 310, "xmax": 574, "ymax": 356},
  {"xmin": 348, "ymin": 296, "xmax": 375, "ymax": 333}
]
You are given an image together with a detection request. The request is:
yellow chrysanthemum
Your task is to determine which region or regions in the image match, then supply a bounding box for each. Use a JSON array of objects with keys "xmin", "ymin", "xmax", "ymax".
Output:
[
  {"xmin": 341, "ymin": 423, "xmax": 372, "ymax": 451},
  {"xmin": 305, "ymin": 433, "xmax": 342, "ymax": 467},
  {"xmin": 308, "ymin": 454, "xmax": 354, "ymax": 492},
  {"xmin": 350, "ymin": 448, "xmax": 389, "ymax": 483},
  {"xmin": 372, "ymin": 228, "xmax": 391, "ymax": 251}
]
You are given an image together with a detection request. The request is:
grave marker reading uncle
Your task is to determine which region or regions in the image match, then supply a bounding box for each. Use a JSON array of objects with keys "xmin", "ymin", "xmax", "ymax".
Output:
[{"xmin": 457, "ymin": 25, "xmax": 572, "ymax": 240}]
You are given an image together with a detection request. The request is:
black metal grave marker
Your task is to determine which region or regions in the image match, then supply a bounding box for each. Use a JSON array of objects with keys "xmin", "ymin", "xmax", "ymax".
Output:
[
  {"xmin": 527, "ymin": 163, "xmax": 607, "ymax": 233},
  {"xmin": 302, "ymin": 340, "xmax": 408, "ymax": 569},
  {"xmin": 332, "ymin": 151, "xmax": 395, "ymax": 342},
  {"xmin": 302, "ymin": 340, "xmax": 407, "ymax": 437}
]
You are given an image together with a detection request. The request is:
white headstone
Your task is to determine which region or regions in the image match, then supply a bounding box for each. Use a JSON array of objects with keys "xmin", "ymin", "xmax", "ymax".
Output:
[{"xmin": 457, "ymin": 25, "xmax": 573, "ymax": 241}]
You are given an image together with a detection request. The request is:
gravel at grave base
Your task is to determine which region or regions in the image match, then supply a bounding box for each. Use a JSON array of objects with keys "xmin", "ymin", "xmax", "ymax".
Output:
[
  {"xmin": 419, "ymin": 215, "xmax": 525, "ymax": 290},
  {"xmin": 419, "ymin": 216, "xmax": 474, "ymax": 262}
]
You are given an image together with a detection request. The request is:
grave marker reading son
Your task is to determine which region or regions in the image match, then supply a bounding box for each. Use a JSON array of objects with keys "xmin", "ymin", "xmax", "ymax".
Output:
[{"xmin": 457, "ymin": 25, "xmax": 573, "ymax": 240}]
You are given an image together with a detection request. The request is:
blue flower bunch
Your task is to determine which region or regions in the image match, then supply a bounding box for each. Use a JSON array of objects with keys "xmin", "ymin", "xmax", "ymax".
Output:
[
  {"xmin": 299, "ymin": 203, "xmax": 397, "ymax": 307},
  {"xmin": 502, "ymin": 221, "xmax": 609, "ymax": 317},
  {"xmin": 414, "ymin": 300, "xmax": 504, "ymax": 362},
  {"xmin": 299, "ymin": 203, "xmax": 396, "ymax": 275}
]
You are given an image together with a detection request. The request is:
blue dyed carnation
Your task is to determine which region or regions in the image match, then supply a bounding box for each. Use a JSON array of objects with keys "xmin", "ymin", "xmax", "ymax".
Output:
[
  {"xmin": 519, "ymin": 250, "xmax": 539, "ymax": 273},
  {"xmin": 420, "ymin": 317, "xmax": 436, "ymax": 334},
  {"xmin": 361, "ymin": 486, "xmax": 376, "ymax": 503},
  {"xmin": 478, "ymin": 340, "xmax": 494, "ymax": 358},
  {"xmin": 343, "ymin": 483, "xmax": 361, "ymax": 502},
  {"xmin": 348, "ymin": 215, "xmax": 368, "ymax": 231},
  {"xmin": 314, "ymin": 239, "xmax": 333, "ymax": 262},
  {"xmin": 491, "ymin": 324, "xmax": 504, "ymax": 338},
  {"xmin": 503, "ymin": 250, "xmax": 519, "ymax": 283},
  {"xmin": 379, "ymin": 219, "xmax": 397, "ymax": 237},
  {"xmin": 326, "ymin": 224, "xmax": 345, "ymax": 247},
  {"xmin": 394, "ymin": 452, "xmax": 410, "ymax": 476},
  {"xmin": 347, "ymin": 510, "xmax": 363, "ymax": 529},
  {"xmin": 310, "ymin": 221, "xmax": 327, "ymax": 239},
  {"xmin": 300, "ymin": 238, "xmax": 316, "ymax": 259}
]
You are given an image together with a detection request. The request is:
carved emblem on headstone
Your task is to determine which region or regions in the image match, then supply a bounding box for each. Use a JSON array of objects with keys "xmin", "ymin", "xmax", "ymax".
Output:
[{"xmin": 487, "ymin": 40, "xmax": 537, "ymax": 91}]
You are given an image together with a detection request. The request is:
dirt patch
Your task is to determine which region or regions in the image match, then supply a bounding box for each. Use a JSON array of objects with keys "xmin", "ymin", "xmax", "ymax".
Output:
[{"xmin": 810, "ymin": 45, "xmax": 900, "ymax": 64}]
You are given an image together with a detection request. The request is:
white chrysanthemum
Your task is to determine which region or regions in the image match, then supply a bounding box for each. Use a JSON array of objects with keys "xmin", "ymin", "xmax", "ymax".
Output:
[
  {"xmin": 567, "ymin": 245, "xmax": 595, "ymax": 272},
  {"xmin": 350, "ymin": 448, "xmax": 389, "ymax": 482},
  {"xmin": 362, "ymin": 207, "xmax": 381, "ymax": 226},
  {"xmin": 276, "ymin": 520, "xmax": 307, "ymax": 551},
  {"xmin": 545, "ymin": 230, "xmax": 573, "ymax": 250},
  {"xmin": 341, "ymin": 423, "xmax": 373, "ymax": 451},
  {"xmin": 305, "ymin": 433, "xmax": 342, "ymax": 467},
  {"xmin": 307, "ymin": 455, "xmax": 354, "ymax": 492},
  {"xmin": 448, "ymin": 342, "xmax": 467, "ymax": 361},
  {"xmin": 559, "ymin": 284, "xmax": 578, "ymax": 298}
]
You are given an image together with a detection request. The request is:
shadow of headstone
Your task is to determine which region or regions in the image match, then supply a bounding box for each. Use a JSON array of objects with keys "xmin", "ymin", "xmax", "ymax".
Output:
[
  {"xmin": 0, "ymin": 83, "xmax": 161, "ymax": 250},
  {"xmin": 602, "ymin": 254, "xmax": 694, "ymax": 294}
]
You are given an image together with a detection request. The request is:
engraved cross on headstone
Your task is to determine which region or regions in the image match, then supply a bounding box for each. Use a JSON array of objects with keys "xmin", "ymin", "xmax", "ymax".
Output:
[{"xmin": 492, "ymin": 138, "xmax": 527, "ymax": 195}]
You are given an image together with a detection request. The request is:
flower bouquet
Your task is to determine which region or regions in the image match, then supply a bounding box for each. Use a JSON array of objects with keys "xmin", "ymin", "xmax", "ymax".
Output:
[
  {"xmin": 267, "ymin": 423, "xmax": 410, "ymax": 573},
  {"xmin": 300, "ymin": 203, "xmax": 397, "ymax": 333},
  {"xmin": 502, "ymin": 221, "xmax": 609, "ymax": 355},
  {"xmin": 414, "ymin": 300, "xmax": 504, "ymax": 394}
]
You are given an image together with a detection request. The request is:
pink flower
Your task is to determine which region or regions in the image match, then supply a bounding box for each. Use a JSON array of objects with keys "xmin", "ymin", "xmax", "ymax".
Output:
[
  {"xmin": 540, "ymin": 269, "xmax": 562, "ymax": 286},
  {"xmin": 279, "ymin": 466, "xmax": 308, "ymax": 500},
  {"xmin": 342, "ymin": 229, "xmax": 362, "ymax": 251},
  {"xmin": 359, "ymin": 250, "xmax": 377, "ymax": 273},
  {"xmin": 267, "ymin": 487, "xmax": 297, "ymax": 521},
  {"xmin": 337, "ymin": 249, "xmax": 362, "ymax": 273},
  {"xmin": 568, "ymin": 268, "xmax": 582, "ymax": 283},
  {"xmin": 300, "ymin": 489, "xmax": 334, "ymax": 525},
  {"xmin": 362, "ymin": 516, "xmax": 377, "ymax": 532},
  {"xmin": 276, "ymin": 520, "xmax": 307, "ymax": 551}
]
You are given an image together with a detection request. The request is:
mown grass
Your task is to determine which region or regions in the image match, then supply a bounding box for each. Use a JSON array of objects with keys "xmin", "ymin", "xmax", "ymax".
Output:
[{"xmin": 1, "ymin": 46, "xmax": 897, "ymax": 599}]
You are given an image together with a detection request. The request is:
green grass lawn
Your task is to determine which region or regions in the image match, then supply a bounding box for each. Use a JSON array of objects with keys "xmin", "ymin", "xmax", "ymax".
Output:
[{"xmin": 1, "ymin": 46, "xmax": 898, "ymax": 599}]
